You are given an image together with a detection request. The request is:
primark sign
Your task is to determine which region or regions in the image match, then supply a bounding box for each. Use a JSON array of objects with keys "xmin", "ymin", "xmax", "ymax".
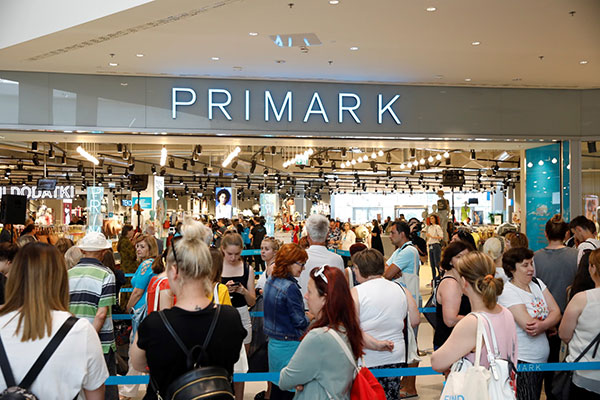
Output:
[
  {"xmin": 0, "ymin": 185, "xmax": 75, "ymax": 200},
  {"xmin": 171, "ymin": 87, "xmax": 402, "ymax": 125}
]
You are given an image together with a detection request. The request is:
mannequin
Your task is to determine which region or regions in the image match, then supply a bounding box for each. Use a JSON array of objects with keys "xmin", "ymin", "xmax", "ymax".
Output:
[{"xmin": 436, "ymin": 191, "xmax": 450, "ymax": 242}]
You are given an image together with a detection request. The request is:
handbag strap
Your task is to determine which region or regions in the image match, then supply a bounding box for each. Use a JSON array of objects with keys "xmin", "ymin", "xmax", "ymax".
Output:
[
  {"xmin": 393, "ymin": 281, "xmax": 411, "ymax": 364},
  {"xmin": 573, "ymin": 330, "xmax": 600, "ymax": 363},
  {"xmin": 326, "ymin": 329, "xmax": 359, "ymax": 374},
  {"xmin": 153, "ymin": 277, "xmax": 169, "ymax": 311},
  {"xmin": 473, "ymin": 313, "xmax": 500, "ymax": 380},
  {"xmin": 158, "ymin": 304, "xmax": 222, "ymax": 359},
  {"xmin": 0, "ymin": 332, "xmax": 16, "ymax": 387},
  {"xmin": 13, "ymin": 316, "xmax": 78, "ymax": 389}
]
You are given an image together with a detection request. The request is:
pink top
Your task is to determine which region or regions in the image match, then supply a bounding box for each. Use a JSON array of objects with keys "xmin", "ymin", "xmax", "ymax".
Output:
[{"xmin": 465, "ymin": 306, "xmax": 518, "ymax": 369}]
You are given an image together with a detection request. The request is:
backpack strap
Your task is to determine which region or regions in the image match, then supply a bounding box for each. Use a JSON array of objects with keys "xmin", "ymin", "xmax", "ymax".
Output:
[
  {"xmin": 573, "ymin": 330, "xmax": 600, "ymax": 363},
  {"xmin": 0, "ymin": 332, "xmax": 17, "ymax": 388},
  {"xmin": 158, "ymin": 304, "xmax": 222, "ymax": 365},
  {"xmin": 19, "ymin": 316, "xmax": 78, "ymax": 389}
]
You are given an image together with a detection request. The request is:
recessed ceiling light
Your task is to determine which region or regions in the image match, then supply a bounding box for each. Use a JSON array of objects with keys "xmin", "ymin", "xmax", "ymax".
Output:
[
  {"xmin": 211, "ymin": 57, "xmax": 220, "ymax": 61},
  {"xmin": 108, "ymin": 62, "xmax": 118, "ymax": 67},
  {"xmin": 329, "ymin": 0, "xmax": 340, "ymax": 4},
  {"xmin": 136, "ymin": 53, "xmax": 144, "ymax": 57},
  {"xmin": 120, "ymin": 82, "xmax": 128, "ymax": 86},
  {"xmin": 579, "ymin": 60, "xmax": 589, "ymax": 65},
  {"xmin": 465, "ymin": 78, "xmax": 472, "ymax": 82},
  {"xmin": 471, "ymin": 41, "xmax": 481, "ymax": 46},
  {"xmin": 249, "ymin": 32, "xmax": 259, "ymax": 36},
  {"xmin": 512, "ymin": 78, "xmax": 522, "ymax": 81},
  {"xmin": 350, "ymin": 46, "xmax": 359, "ymax": 51},
  {"xmin": 435, "ymin": 75, "xmax": 444, "ymax": 79},
  {"xmin": 426, "ymin": 7, "xmax": 436, "ymax": 12}
]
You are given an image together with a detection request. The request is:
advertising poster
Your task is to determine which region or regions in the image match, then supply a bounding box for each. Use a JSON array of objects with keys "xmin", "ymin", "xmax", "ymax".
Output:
[
  {"xmin": 260, "ymin": 193, "xmax": 278, "ymax": 237},
  {"xmin": 215, "ymin": 187, "xmax": 233, "ymax": 219},
  {"xmin": 87, "ymin": 186, "xmax": 104, "ymax": 233},
  {"xmin": 63, "ymin": 200, "xmax": 72, "ymax": 225}
]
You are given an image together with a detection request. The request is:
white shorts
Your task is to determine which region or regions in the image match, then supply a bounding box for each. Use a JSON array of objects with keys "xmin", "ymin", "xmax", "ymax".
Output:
[{"xmin": 237, "ymin": 305, "xmax": 252, "ymax": 345}]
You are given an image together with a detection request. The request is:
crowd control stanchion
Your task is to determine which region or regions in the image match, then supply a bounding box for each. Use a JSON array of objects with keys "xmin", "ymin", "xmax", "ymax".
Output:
[{"xmin": 105, "ymin": 362, "xmax": 600, "ymax": 385}]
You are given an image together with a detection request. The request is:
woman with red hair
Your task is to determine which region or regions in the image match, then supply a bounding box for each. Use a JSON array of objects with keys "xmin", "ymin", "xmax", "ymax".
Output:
[
  {"xmin": 279, "ymin": 266, "xmax": 364, "ymax": 399},
  {"xmin": 264, "ymin": 243, "xmax": 310, "ymax": 400}
]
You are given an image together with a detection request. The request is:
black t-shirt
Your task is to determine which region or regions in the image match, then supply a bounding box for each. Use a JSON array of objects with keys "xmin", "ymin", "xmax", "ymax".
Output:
[
  {"xmin": 137, "ymin": 304, "xmax": 246, "ymax": 400},
  {"xmin": 251, "ymin": 224, "xmax": 266, "ymax": 248},
  {"xmin": 0, "ymin": 274, "xmax": 6, "ymax": 305}
]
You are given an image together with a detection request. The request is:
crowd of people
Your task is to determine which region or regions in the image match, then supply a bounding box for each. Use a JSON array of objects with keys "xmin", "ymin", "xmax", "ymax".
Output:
[{"xmin": 0, "ymin": 212, "xmax": 598, "ymax": 400}]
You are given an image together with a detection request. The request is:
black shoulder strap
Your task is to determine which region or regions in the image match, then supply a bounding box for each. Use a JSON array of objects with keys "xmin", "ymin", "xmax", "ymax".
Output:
[
  {"xmin": 393, "ymin": 281, "xmax": 410, "ymax": 364},
  {"xmin": 1, "ymin": 316, "xmax": 79, "ymax": 389},
  {"xmin": 158, "ymin": 304, "xmax": 222, "ymax": 356},
  {"xmin": 0, "ymin": 331, "xmax": 17, "ymax": 387},
  {"xmin": 573, "ymin": 330, "xmax": 600, "ymax": 363},
  {"xmin": 531, "ymin": 277, "xmax": 542, "ymax": 291}
]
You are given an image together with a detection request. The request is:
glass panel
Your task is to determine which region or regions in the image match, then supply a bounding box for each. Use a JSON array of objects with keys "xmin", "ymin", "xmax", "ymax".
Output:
[
  {"xmin": 525, "ymin": 143, "xmax": 561, "ymax": 251},
  {"xmin": 52, "ymin": 89, "xmax": 77, "ymax": 126},
  {"xmin": 0, "ymin": 77, "xmax": 19, "ymax": 124}
]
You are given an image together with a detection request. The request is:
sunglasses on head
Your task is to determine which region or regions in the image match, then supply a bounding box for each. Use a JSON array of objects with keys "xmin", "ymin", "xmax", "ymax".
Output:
[{"xmin": 314, "ymin": 265, "xmax": 328, "ymax": 284}]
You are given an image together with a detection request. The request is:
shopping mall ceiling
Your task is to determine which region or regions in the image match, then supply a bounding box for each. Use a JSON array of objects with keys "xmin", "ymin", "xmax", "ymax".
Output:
[{"xmin": 0, "ymin": 0, "xmax": 599, "ymax": 88}]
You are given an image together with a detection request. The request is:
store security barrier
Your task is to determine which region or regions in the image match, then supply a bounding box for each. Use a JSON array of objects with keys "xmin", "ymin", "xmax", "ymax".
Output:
[{"xmin": 104, "ymin": 362, "xmax": 600, "ymax": 385}]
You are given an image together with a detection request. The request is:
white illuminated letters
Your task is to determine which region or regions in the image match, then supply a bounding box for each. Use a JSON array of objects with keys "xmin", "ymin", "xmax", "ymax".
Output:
[
  {"xmin": 378, "ymin": 94, "xmax": 402, "ymax": 124},
  {"xmin": 265, "ymin": 91, "xmax": 293, "ymax": 122},
  {"xmin": 303, "ymin": 92, "xmax": 329, "ymax": 123},
  {"xmin": 208, "ymin": 89, "xmax": 232, "ymax": 120},
  {"xmin": 170, "ymin": 86, "xmax": 402, "ymax": 125},
  {"xmin": 172, "ymin": 87, "xmax": 197, "ymax": 119},
  {"xmin": 338, "ymin": 93, "xmax": 361, "ymax": 123}
]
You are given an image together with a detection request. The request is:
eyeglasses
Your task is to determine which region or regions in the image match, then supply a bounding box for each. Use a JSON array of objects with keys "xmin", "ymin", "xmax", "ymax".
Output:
[
  {"xmin": 315, "ymin": 265, "xmax": 328, "ymax": 284},
  {"xmin": 295, "ymin": 261, "xmax": 306, "ymax": 268}
]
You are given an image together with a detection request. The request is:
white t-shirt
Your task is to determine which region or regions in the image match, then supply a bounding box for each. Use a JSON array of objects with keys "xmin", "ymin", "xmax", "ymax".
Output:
[
  {"xmin": 577, "ymin": 239, "xmax": 600, "ymax": 264},
  {"xmin": 339, "ymin": 230, "xmax": 356, "ymax": 251},
  {"xmin": 298, "ymin": 245, "xmax": 344, "ymax": 301},
  {"xmin": 355, "ymin": 278, "xmax": 407, "ymax": 367},
  {"xmin": 0, "ymin": 310, "xmax": 108, "ymax": 399},
  {"xmin": 426, "ymin": 224, "xmax": 444, "ymax": 245},
  {"xmin": 498, "ymin": 279, "xmax": 550, "ymax": 363}
]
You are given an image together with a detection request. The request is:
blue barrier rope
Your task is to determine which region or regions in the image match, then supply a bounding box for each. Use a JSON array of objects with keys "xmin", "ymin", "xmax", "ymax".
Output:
[{"xmin": 105, "ymin": 362, "xmax": 600, "ymax": 385}]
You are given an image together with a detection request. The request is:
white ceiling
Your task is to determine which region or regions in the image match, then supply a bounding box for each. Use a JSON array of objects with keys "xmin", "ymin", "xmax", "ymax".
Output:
[{"xmin": 0, "ymin": 0, "xmax": 599, "ymax": 88}]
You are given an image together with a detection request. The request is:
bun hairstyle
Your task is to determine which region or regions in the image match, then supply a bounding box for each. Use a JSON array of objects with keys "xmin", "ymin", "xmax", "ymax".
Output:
[
  {"xmin": 505, "ymin": 231, "xmax": 529, "ymax": 250},
  {"xmin": 166, "ymin": 217, "xmax": 213, "ymax": 295},
  {"xmin": 261, "ymin": 237, "xmax": 281, "ymax": 252},
  {"xmin": 545, "ymin": 214, "xmax": 569, "ymax": 241},
  {"xmin": 482, "ymin": 237, "xmax": 504, "ymax": 261},
  {"xmin": 455, "ymin": 251, "xmax": 504, "ymax": 309}
]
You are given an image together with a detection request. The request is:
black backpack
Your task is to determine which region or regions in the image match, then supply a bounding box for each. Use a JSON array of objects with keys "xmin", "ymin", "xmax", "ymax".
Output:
[
  {"xmin": 155, "ymin": 305, "xmax": 234, "ymax": 400},
  {"xmin": 0, "ymin": 316, "xmax": 78, "ymax": 400}
]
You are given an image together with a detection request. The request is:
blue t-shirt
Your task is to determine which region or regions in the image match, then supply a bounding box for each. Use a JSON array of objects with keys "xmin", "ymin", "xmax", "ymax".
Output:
[
  {"xmin": 386, "ymin": 242, "xmax": 419, "ymax": 275},
  {"xmin": 241, "ymin": 227, "xmax": 251, "ymax": 246},
  {"xmin": 131, "ymin": 258, "xmax": 156, "ymax": 310}
]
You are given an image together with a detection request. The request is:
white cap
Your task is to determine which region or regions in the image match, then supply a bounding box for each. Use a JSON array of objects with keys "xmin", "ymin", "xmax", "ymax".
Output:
[{"xmin": 77, "ymin": 232, "xmax": 112, "ymax": 252}]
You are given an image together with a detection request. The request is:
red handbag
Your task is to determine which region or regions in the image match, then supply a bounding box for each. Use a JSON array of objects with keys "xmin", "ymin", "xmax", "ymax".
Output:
[
  {"xmin": 327, "ymin": 329, "xmax": 386, "ymax": 400},
  {"xmin": 351, "ymin": 366, "xmax": 386, "ymax": 400}
]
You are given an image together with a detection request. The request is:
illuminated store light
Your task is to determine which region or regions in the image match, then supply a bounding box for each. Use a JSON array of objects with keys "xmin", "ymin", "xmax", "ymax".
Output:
[{"xmin": 76, "ymin": 146, "xmax": 99, "ymax": 165}]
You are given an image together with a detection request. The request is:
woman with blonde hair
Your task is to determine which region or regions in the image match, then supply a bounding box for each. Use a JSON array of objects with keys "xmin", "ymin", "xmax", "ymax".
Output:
[
  {"xmin": 432, "ymin": 252, "xmax": 518, "ymax": 397},
  {"xmin": 0, "ymin": 242, "xmax": 107, "ymax": 399},
  {"xmin": 483, "ymin": 236, "xmax": 508, "ymax": 282},
  {"xmin": 130, "ymin": 218, "xmax": 246, "ymax": 400},
  {"xmin": 256, "ymin": 237, "xmax": 280, "ymax": 292}
]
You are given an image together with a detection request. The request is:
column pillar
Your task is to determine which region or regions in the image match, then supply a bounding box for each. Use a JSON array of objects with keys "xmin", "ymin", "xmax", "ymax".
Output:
[{"xmin": 569, "ymin": 140, "xmax": 582, "ymax": 218}]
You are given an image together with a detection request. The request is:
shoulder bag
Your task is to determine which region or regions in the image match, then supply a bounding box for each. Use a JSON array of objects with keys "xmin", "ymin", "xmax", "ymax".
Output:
[
  {"xmin": 440, "ymin": 312, "xmax": 516, "ymax": 400},
  {"xmin": 394, "ymin": 282, "xmax": 421, "ymax": 364},
  {"xmin": 552, "ymin": 330, "xmax": 600, "ymax": 400},
  {"xmin": 0, "ymin": 316, "xmax": 78, "ymax": 400},
  {"xmin": 156, "ymin": 306, "xmax": 234, "ymax": 400},
  {"xmin": 327, "ymin": 329, "xmax": 386, "ymax": 400}
]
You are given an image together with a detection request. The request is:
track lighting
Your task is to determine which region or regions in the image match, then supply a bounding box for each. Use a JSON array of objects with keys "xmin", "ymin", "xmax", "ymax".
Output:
[
  {"xmin": 107, "ymin": 166, "xmax": 113, "ymax": 176},
  {"xmin": 117, "ymin": 144, "xmax": 123, "ymax": 152},
  {"xmin": 341, "ymin": 149, "xmax": 347, "ymax": 158},
  {"xmin": 48, "ymin": 145, "xmax": 55, "ymax": 159},
  {"xmin": 31, "ymin": 154, "xmax": 40, "ymax": 166},
  {"xmin": 428, "ymin": 155, "xmax": 434, "ymax": 163},
  {"xmin": 160, "ymin": 167, "xmax": 166, "ymax": 176},
  {"xmin": 263, "ymin": 168, "xmax": 269, "ymax": 177},
  {"xmin": 386, "ymin": 167, "xmax": 391, "ymax": 178},
  {"xmin": 233, "ymin": 173, "xmax": 238, "ymax": 181},
  {"xmin": 386, "ymin": 153, "xmax": 391, "ymax": 164},
  {"xmin": 260, "ymin": 151, "xmax": 265, "ymax": 162},
  {"xmin": 16, "ymin": 161, "xmax": 23, "ymax": 170},
  {"xmin": 250, "ymin": 159, "xmax": 257, "ymax": 174},
  {"xmin": 443, "ymin": 151, "xmax": 450, "ymax": 159},
  {"xmin": 270, "ymin": 146, "xmax": 277, "ymax": 155},
  {"xmin": 151, "ymin": 165, "xmax": 157, "ymax": 175},
  {"xmin": 203, "ymin": 167, "xmax": 208, "ymax": 175},
  {"xmin": 435, "ymin": 154, "xmax": 442, "ymax": 161},
  {"xmin": 168, "ymin": 157, "xmax": 175, "ymax": 168},
  {"xmin": 470, "ymin": 150, "xmax": 476, "ymax": 160},
  {"xmin": 331, "ymin": 161, "xmax": 336, "ymax": 171},
  {"xmin": 77, "ymin": 146, "xmax": 99, "ymax": 165},
  {"xmin": 182, "ymin": 161, "xmax": 188, "ymax": 171},
  {"xmin": 31, "ymin": 142, "xmax": 38, "ymax": 151},
  {"xmin": 27, "ymin": 173, "xmax": 33, "ymax": 182}
]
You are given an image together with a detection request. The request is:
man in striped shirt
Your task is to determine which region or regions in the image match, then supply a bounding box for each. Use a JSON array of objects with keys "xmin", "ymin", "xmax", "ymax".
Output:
[{"xmin": 69, "ymin": 232, "xmax": 117, "ymax": 400}]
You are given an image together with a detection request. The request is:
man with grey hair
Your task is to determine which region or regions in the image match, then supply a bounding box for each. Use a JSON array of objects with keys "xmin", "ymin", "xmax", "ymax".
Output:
[{"xmin": 298, "ymin": 214, "xmax": 344, "ymax": 302}]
